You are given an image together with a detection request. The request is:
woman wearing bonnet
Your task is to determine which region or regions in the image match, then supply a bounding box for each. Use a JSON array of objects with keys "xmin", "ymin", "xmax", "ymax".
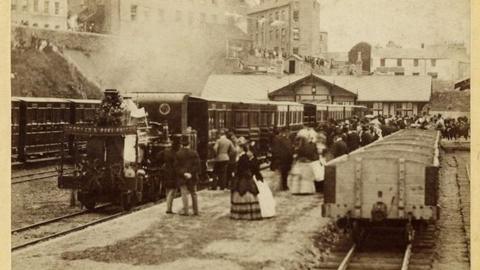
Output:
[{"xmin": 230, "ymin": 137, "xmax": 263, "ymax": 220}]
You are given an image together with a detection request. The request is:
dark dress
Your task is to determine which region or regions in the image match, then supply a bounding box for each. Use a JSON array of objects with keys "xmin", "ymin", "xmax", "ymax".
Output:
[{"xmin": 230, "ymin": 153, "xmax": 262, "ymax": 220}]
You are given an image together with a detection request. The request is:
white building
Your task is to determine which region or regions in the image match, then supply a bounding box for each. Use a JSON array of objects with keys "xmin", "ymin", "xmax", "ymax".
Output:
[
  {"xmin": 11, "ymin": 0, "xmax": 68, "ymax": 30},
  {"xmin": 371, "ymin": 45, "xmax": 470, "ymax": 81}
]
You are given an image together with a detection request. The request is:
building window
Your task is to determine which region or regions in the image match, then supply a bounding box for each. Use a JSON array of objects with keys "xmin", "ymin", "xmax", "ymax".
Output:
[
  {"xmin": 292, "ymin": 27, "xmax": 300, "ymax": 40},
  {"xmin": 431, "ymin": 59, "xmax": 436, "ymax": 67},
  {"xmin": 427, "ymin": 72, "xmax": 438, "ymax": 79},
  {"xmin": 22, "ymin": 1, "xmax": 28, "ymax": 12},
  {"xmin": 54, "ymin": 2, "xmax": 59, "ymax": 15},
  {"xmin": 281, "ymin": 10, "xmax": 285, "ymax": 20},
  {"xmin": 281, "ymin": 28, "xmax": 286, "ymax": 37},
  {"xmin": 394, "ymin": 72, "xmax": 405, "ymax": 76},
  {"xmin": 269, "ymin": 13, "xmax": 273, "ymax": 23},
  {"xmin": 275, "ymin": 11, "xmax": 279, "ymax": 20},
  {"xmin": 412, "ymin": 72, "xmax": 420, "ymax": 76},
  {"xmin": 397, "ymin": 59, "xmax": 402, "ymax": 67},
  {"xmin": 130, "ymin": 5, "xmax": 137, "ymax": 21},
  {"xmin": 32, "ymin": 23, "xmax": 38, "ymax": 27},
  {"xmin": 373, "ymin": 102, "xmax": 383, "ymax": 115},
  {"xmin": 414, "ymin": 59, "xmax": 419, "ymax": 67},
  {"xmin": 275, "ymin": 29, "xmax": 279, "ymax": 40},
  {"xmin": 12, "ymin": 0, "xmax": 16, "ymax": 11},
  {"xmin": 211, "ymin": 0, "xmax": 217, "ymax": 5},
  {"xmin": 44, "ymin": 0, "xmax": 49, "ymax": 13},
  {"xmin": 293, "ymin": 10, "xmax": 299, "ymax": 22},
  {"xmin": 380, "ymin": 58, "xmax": 385, "ymax": 67},
  {"xmin": 293, "ymin": 47, "xmax": 299, "ymax": 55},
  {"xmin": 55, "ymin": 25, "xmax": 60, "ymax": 29},
  {"xmin": 44, "ymin": 23, "xmax": 49, "ymax": 28},
  {"xmin": 269, "ymin": 30, "xmax": 273, "ymax": 40},
  {"xmin": 34, "ymin": 0, "xmax": 39, "ymax": 12},
  {"xmin": 158, "ymin": 9, "xmax": 164, "ymax": 22}
]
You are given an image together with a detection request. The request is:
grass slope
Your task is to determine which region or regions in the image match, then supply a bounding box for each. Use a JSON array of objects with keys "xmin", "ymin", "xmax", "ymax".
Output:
[{"xmin": 11, "ymin": 48, "xmax": 102, "ymax": 99}]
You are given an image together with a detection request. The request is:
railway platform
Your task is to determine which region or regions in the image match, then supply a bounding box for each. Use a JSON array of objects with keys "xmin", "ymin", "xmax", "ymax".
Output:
[{"xmin": 12, "ymin": 170, "xmax": 331, "ymax": 270}]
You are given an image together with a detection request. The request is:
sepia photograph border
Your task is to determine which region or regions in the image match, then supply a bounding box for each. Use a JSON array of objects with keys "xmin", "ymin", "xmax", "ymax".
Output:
[{"xmin": 0, "ymin": 0, "xmax": 478, "ymax": 269}]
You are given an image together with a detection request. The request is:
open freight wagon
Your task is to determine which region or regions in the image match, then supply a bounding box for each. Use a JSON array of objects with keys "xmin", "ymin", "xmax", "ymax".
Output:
[{"xmin": 322, "ymin": 129, "xmax": 440, "ymax": 243}]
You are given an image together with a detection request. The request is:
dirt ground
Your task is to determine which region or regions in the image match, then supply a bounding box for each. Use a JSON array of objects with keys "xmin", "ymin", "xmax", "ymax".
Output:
[
  {"xmin": 12, "ymin": 177, "xmax": 80, "ymax": 230},
  {"xmin": 13, "ymin": 170, "xmax": 338, "ymax": 270}
]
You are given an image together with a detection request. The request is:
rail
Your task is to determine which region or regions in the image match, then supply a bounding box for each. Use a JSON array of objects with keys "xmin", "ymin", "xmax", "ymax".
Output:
[
  {"xmin": 401, "ymin": 243, "xmax": 412, "ymax": 270},
  {"xmin": 337, "ymin": 244, "xmax": 356, "ymax": 270}
]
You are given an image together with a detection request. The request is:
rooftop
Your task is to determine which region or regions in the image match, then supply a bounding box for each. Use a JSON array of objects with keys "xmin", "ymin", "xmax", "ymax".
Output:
[
  {"xmin": 317, "ymin": 75, "xmax": 432, "ymax": 102},
  {"xmin": 201, "ymin": 74, "xmax": 306, "ymax": 100}
]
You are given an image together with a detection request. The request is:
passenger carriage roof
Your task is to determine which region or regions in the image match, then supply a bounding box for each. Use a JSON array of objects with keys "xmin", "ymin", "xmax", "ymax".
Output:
[
  {"xmin": 190, "ymin": 96, "xmax": 303, "ymax": 107},
  {"xmin": 16, "ymin": 97, "xmax": 70, "ymax": 103},
  {"xmin": 126, "ymin": 92, "xmax": 190, "ymax": 103},
  {"xmin": 67, "ymin": 99, "xmax": 101, "ymax": 104}
]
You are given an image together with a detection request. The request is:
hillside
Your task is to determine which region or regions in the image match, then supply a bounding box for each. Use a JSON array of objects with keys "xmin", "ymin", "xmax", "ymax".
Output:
[
  {"xmin": 11, "ymin": 48, "xmax": 101, "ymax": 98},
  {"xmin": 429, "ymin": 90, "xmax": 470, "ymax": 112}
]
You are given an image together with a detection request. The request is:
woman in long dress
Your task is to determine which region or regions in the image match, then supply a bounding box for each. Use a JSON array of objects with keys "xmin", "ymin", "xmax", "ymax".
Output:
[
  {"xmin": 288, "ymin": 128, "xmax": 317, "ymax": 195},
  {"xmin": 230, "ymin": 138, "xmax": 262, "ymax": 220}
]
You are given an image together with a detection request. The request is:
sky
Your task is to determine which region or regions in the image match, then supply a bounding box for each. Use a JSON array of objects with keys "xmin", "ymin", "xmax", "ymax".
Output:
[{"xmin": 318, "ymin": 0, "xmax": 470, "ymax": 52}]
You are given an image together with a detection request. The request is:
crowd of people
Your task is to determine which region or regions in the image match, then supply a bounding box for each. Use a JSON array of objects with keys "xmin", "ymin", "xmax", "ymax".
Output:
[{"xmin": 155, "ymin": 112, "xmax": 469, "ymax": 221}]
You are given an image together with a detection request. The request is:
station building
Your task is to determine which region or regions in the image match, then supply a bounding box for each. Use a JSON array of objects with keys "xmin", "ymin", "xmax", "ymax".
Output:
[{"xmin": 201, "ymin": 73, "xmax": 432, "ymax": 117}]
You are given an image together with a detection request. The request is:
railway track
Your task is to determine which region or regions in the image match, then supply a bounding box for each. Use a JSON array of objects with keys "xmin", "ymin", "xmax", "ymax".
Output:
[
  {"xmin": 12, "ymin": 168, "xmax": 74, "ymax": 184},
  {"xmin": 11, "ymin": 201, "xmax": 156, "ymax": 252},
  {"xmin": 317, "ymin": 225, "xmax": 436, "ymax": 270}
]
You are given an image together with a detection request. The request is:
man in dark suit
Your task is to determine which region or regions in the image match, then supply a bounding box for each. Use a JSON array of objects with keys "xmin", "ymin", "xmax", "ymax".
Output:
[
  {"xmin": 212, "ymin": 129, "xmax": 235, "ymax": 190},
  {"xmin": 174, "ymin": 135, "xmax": 201, "ymax": 216},
  {"xmin": 346, "ymin": 127, "xmax": 360, "ymax": 153},
  {"xmin": 271, "ymin": 127, "xmax": 293, "ymax": 190},
  {"xmin": 331, "ymin": 135, "xmax": 348, "ymax": 158}
]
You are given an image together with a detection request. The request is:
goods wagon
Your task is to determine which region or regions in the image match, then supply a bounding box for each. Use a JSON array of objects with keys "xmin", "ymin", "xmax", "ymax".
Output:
[{"xmin": 322, "ymin": 129, "xmax": 440, "ymax": 242}]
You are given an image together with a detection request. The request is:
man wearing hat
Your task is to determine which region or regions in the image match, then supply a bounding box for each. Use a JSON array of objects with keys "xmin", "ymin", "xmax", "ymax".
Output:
[
  {"xmin": 158, "ymin": 136, "xmax": 180, "ymax": 214},
  {"xmin": 174, "ymin": 135, "xmax": 201, "ymax": 216},
  {"xmin": 271, "ymin": 127, "xmax": 293, "ymax": 191}
]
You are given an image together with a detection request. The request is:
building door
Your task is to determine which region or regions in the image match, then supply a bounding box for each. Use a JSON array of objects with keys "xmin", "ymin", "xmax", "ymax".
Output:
[{"xmin": 289, "ymin": 60, "xmax": 295, "ymax": 74}]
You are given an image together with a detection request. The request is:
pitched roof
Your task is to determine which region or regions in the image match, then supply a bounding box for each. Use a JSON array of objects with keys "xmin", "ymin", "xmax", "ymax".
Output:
[
  {"xmin": 316, "ymin": 75, "xmax": 432, "ymax": 102},
  {"xmin": 201, "ymin": 74, "xmax": 306, "ymax": 100}
]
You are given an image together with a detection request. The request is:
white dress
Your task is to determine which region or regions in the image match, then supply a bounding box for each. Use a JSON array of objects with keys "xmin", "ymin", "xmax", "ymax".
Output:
[
  {"xmin": 254, "ymin": 177, "xmax": 276, "ymax": 218},
  {"xmin": 288, "ymin": 161, "xmax": 316, "ymax": 194}
]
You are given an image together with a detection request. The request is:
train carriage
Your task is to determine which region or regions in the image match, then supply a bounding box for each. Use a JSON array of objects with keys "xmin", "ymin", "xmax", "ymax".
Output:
[
  {"xmin": 18, "ymin": 97, "xmax": 71, "ymax": 163},
  {"xmin": 322, "ymin": 129, "xmax": 440, "ymax": 242},
  {"xmin": 12, "ymin": 98, "xmax": 21, "ymax": 165}
]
